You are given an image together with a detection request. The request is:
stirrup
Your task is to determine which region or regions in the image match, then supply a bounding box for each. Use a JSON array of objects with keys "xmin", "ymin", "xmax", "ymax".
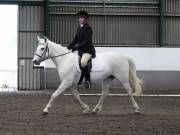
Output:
[{"xmin": 85, "ymin": 81, "xmax": 91, "ymax": 89}]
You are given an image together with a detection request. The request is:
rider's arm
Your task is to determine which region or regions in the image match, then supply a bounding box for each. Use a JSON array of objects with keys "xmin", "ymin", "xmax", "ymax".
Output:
[{"xmin": 67, "ymin": 27, "xmax": 80, "ymax": 50}]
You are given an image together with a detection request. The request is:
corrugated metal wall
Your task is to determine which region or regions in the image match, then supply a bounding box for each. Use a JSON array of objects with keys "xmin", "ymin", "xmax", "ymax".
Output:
[
  {"xmin": 49, "ymin": 0, "xmax": 160, "ymax": 46},
  {"xmin": 164, "ymin": 0, "xmax": 180, "ymax": 46},
  {"xmin": 14, "ymin": 0, "xmax": 180, "ymax": 90},
  {"xmin": 50, "ymin": 0, "xmax": 158, "ymax": 2},
  {"xmin": 48, "ymin": 0, "xmax": 180, "ymax": 47},
  {"xmin": 18, "ymin": 5, "xmax": 44, "ymax": 90}
]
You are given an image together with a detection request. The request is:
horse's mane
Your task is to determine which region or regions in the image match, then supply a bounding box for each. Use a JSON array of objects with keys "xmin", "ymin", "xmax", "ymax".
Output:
[{"xmin": 47, "ymin": 39, "xmax": 68, "ymax": 52}]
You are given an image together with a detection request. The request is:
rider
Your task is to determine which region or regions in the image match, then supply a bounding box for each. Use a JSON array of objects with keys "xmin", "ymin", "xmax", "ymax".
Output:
[{"xmin": 67, "ymin": 10, "xmax": 96, "ymax": 89}]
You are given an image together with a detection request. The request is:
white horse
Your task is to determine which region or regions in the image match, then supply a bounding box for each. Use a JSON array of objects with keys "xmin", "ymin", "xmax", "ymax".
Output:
[{"xmin": 33, "ymin": 37, "xmax": 142, "ymax": 115}]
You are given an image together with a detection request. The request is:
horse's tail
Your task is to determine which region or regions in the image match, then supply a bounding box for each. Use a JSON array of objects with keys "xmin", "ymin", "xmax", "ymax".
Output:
[{"xmin": 127, "ymin": 56, "xmax": 142, "ymax": 96}]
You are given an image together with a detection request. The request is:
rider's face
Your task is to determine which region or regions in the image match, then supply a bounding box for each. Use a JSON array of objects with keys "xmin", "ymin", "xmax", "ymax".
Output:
[{"xmin": 79, "ymin": 17, "xmax": 86, "ymax": 25}]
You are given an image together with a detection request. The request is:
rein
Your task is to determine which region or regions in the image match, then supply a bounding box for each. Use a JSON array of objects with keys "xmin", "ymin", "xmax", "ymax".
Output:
[{"xmin": 50, "ymin": 51, "xmax": 72, "ymax": 59}]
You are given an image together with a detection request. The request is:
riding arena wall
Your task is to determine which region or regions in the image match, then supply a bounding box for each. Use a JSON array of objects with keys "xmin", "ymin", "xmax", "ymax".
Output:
[{"xmin": 1, "ymin": 0, "xmax": 180, "ymax": 90}]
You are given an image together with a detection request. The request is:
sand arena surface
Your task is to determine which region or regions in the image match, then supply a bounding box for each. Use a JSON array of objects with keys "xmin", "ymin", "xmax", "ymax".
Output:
[{"xmin": 0, "ymin": 91, "xmax": 180, "ymax": 135}]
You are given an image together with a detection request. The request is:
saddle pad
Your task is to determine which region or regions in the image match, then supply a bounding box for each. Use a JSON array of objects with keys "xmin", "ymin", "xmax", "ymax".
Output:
[{"xmin": 76, "ymin": 54, "xmax": 104, "ymax": 72}]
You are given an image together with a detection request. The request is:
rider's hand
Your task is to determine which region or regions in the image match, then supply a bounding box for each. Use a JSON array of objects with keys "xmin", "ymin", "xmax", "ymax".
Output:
[
  {"xmin": 72, "ymin": 45, "xmax": 79, "ymax": 52},
  {"xmin": 67, "ymin": 46, "xmax": 71, "ymax": 50},
  {"xmin": 72, "ymin": 47, "xmax": 77, "ymax": 52}
]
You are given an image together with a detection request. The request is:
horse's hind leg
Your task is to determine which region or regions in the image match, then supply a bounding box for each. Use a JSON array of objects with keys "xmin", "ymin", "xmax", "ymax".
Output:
[
  {"xmin": 122, "ymin": 81, "xmax": 140, "ymax": 113},
  {"xmin": 70, "ymin": 87, "xmax": 90, "ymax": 114},
  {"xmin": 92, "ymin": 78, "xmax": 111, "ymax": 114}
]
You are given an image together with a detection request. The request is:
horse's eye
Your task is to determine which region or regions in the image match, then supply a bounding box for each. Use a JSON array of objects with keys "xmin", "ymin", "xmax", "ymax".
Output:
[{"xmin": 41, "ymin": 48, "xmax": 45, "ymax": 50}]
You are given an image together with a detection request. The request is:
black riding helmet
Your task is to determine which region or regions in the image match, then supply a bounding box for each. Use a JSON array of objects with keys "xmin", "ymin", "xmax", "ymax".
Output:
[{"xmin": 76, "ymin": 10, "xmax": 89, "ymax": 19}]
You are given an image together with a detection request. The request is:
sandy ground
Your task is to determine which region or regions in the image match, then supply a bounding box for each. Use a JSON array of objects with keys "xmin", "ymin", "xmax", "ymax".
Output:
[{"xmin": 0, "ymin": 91, "xmax": 180, "ymax": 135}]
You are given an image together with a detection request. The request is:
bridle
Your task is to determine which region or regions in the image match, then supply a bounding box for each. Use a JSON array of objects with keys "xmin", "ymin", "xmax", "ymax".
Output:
[{"xmin": 35, "ymin": 42, "xmax": 72, "ymax": 62}]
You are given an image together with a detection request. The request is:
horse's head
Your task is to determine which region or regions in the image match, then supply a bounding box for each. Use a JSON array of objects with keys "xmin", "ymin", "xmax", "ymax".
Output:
[{"xmin": 32, "ymin": 36, "xmax": 49, "ymax": 65}]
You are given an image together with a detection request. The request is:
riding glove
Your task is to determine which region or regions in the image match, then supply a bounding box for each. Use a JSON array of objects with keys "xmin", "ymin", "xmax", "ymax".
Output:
[
  {"xmin": 72, "ymin": 45, "xmax": 80, "ymax": 52},
  {"xmin": 72, "ymin": 47, "xmax": 77, "ymax": 52},
  {"xmin": 67, "ymin": 46, "xmax": 71, "ymax": 50}
]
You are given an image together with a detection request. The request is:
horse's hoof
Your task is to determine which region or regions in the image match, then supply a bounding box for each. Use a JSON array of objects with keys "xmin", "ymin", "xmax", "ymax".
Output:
[
  {"xmin": 92, "ymin": 111, "xmax": 98, "ymax": 115},
  {"xmin": 42, "ymin": 111, "xmax": 49, "ymax": 116},
  {"xmin": 82, "ymin": 110, "xmax": 89, "ymax": 114},
  {"xmin": 134, "ymin": 112, "xmax": 141, "ymax": 115},
  {"xmin": 92, "ymin": 107, "xmax": 101, "ymax": 114},
  {"xmin": 82, "ymin": 108, "xmax": 90, "ymax": 114},
  {"xmin": 134, "ymin": 109, "xmax": 140, "ymax": 114}
]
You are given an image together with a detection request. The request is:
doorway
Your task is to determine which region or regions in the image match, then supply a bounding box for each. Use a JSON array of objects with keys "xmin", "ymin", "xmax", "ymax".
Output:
[{"xmin": 0, "ymin": 5, "xmax": 17, "ymax": 91}]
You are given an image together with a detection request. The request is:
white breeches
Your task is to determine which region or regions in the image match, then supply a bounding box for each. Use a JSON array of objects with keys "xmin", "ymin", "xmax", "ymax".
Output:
[{"xmin": 80, "ymin": 53, "xmax": 92, "ymax": 68}]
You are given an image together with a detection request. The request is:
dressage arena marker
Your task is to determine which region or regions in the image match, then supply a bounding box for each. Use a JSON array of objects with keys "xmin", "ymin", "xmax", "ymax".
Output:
[
  {"xmin": 64, "ymin": 94, "xmax": 180, "ymax": 97},
  {"xmin": 1, "ymin": 91, "xmax": 180, "ymax": 97}
]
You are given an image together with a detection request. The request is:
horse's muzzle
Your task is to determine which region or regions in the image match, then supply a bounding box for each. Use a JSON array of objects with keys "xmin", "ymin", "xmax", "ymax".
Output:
[{"xmin": 33, "ymin": 60, "xmax": 40, "ymax": 65}]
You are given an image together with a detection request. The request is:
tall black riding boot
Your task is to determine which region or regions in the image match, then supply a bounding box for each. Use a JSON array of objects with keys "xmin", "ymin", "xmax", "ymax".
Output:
[{"xmin": 84, "ymin": 66, "xmax": 91, "ymax": 89}]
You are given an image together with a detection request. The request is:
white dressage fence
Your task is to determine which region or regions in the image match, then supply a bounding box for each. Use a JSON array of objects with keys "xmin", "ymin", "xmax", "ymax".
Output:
[{"xmin": 0, "ymin": 70, "xmax": 17, "ymax": 91}]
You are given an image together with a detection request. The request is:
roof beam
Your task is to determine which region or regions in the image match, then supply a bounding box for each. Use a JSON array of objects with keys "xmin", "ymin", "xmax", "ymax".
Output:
[{"xmin": 0, "ymin": 0, "xmax": 44, "ymax": 6}]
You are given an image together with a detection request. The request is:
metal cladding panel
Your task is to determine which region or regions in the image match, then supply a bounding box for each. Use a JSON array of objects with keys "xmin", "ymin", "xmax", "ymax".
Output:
[
  {"xmin": 19, "ymin": 6, "xmax": 44, "ymax": 58},
  {"xmin": 50, "ymin": 5, "xmax": 105, "ymax": 14},
  {"xmin": 165, "ymin": 0, "xmax": 180, "ymax": 14},
  {"xmin": 50, "ymin": 0, "xmax": 158, "ymax": 2},
  {"xmin": 105, "ymin": 16, "xmax": 159, "ymax": 46},
  {"xmin": 19, "ymin": 6, "xmax": 44, "ymax": 32},
  {"xmin": 107, "ymin": 0, "xmax": 158, "ymax": 1},
  {"xmin": 18, "ymin": 0, "xmax": 44, "ymax": 1},
  {"xmin": 18, "ymin": 59, "xmax": 42, "ymax": 90},
  {"xmin": 105, "ymin": 6, "xmax": 158, "ymax": 15},
  {"xmin": 49, "ymin": 4, "xmax": 159, "ymax": 46},
  {"xmin": 50, "ymin": 5, "xmax": 158, "ymax": 15},
  {"xmin": 18, "ymin": 32, "xmax": 43, "ymax": 58},
  {"xmin": 90, "ymin": 16, "xmax": 106, "ymax": 45},
  {"xmin": 50, "ymin": 0, "xmax": 104, "ymax": 2},
  {"xmin": 165, "ymin": 17, "xmax": 180, "ymax": 46},
  {"xmin": 49, "ymin": 14, "xmax": 106, "ymax": 45},
  {"xmin": 50, "ymin": 15, "xmax": 158, "ymax": 46},
  {"xmin": 1, "ymin": 0, "xmax": 44, "ymax": 1},
  {"xmin": 18, "ymin": 5, "xmax": 44, "ymax": 90},
  {"xmin": 107, "ymin": 0, "xmax": 159, "ymax": 1},
  {"xmin": 49, "ymin": 14, "xmax": 77, "ymax": 44},
  {"xmin": 164, "ymin": 0, "xmax": 180, "ymax": 47}
]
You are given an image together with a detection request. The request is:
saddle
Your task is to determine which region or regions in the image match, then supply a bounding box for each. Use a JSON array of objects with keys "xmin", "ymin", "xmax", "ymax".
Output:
[{"xmin": 76, "ymin": 54, "xmax": 104, "ymax": 73}]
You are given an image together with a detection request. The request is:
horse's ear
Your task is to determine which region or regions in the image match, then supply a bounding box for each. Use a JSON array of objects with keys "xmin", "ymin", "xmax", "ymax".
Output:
[
  {"xmin": 37, "ymin": 36, "xmax": 41, "ymax": 41},
  {"xmin": 43, "ymin": 36, "xmax": 48, "ymax": 43}
]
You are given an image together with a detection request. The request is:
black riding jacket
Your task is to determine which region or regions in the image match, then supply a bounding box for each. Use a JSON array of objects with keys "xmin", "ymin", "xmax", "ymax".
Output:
[{"xmin": 68, "ymin": 22, "xmax": 96, "ymax": 58}]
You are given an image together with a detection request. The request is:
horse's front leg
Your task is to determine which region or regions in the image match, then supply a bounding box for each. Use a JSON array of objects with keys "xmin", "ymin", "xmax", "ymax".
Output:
[
  {"xmin": 43, "ymin": 80, "xmax": 71, "ymax": 115},
  {"xmin": 92, "ymin": 79, "xmax": 111, "ymax": 114},
  {"xmin": 70, "ymin": 87, "xmax": 90, "ymax": 114}
]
